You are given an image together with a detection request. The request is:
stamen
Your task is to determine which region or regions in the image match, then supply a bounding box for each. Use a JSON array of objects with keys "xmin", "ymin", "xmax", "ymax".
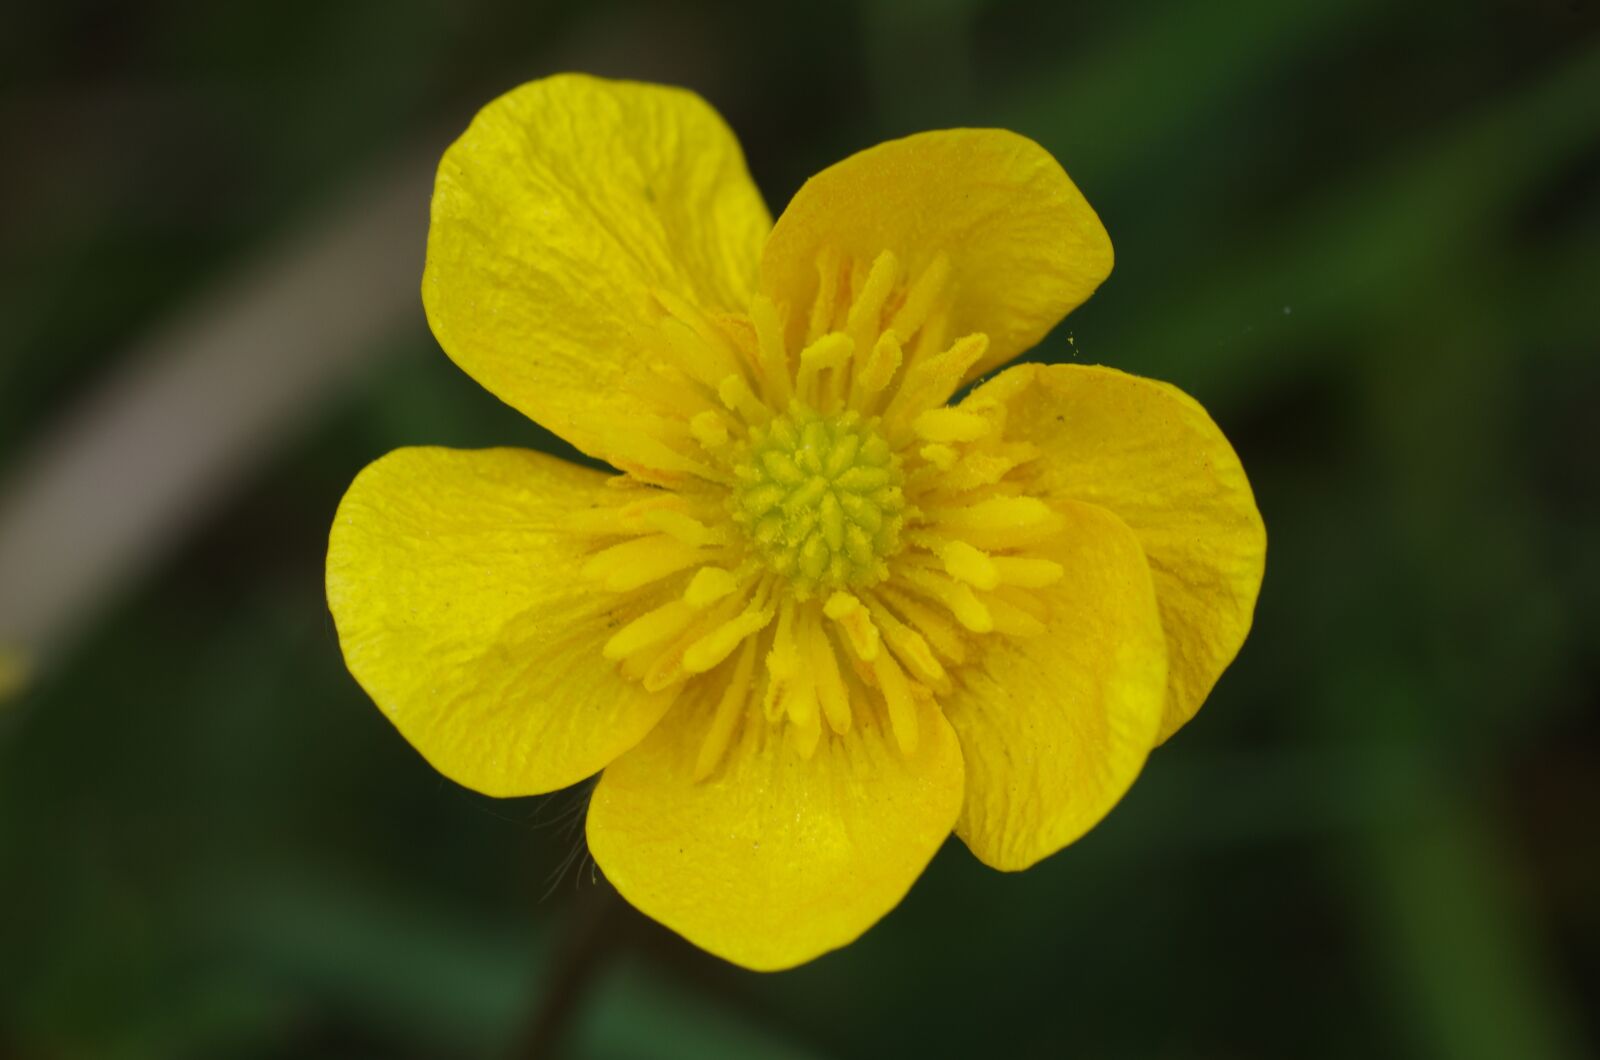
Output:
[
  {"xmin": 689, "ymin": 410, "xmax": 729, "ymax": 449},
  {"xmin": 898, "ymin": 566, "xmax": 993, "ymax": 633},
  {"xmin": 807, "ymin": 246, "xmax": 843, "ymax": 342},
  {"xmin": 911, "ymin": 407, "xmax": 991, "ymax": 443},
  {"xmin": 782, "ymin": 650, "xmax": 820, "ymax": 737},
  {"xmin": 918, "ymin": 444, "xmax": 1039, "ymax": 497},
  {"xmin": 938, "ymin": 540, "xmax": 999, "ymax": 590},
  {"xmin": 642, "ymin": 509, "xmax": 721, "ymax": 548},
  {"xmin": 824, "ymin": 591, "xmax": 881, "ymax": 660},
  {"xmin": 682, "ymin": 596, "xmax": 775, "ymax": 674},
  {"xmin": 878, "ymin": 587, "xmax": 968, "ymax": 665},
  {"xmin": 718, "ymin": 373, "xmax": 768, "ymax": 424},
  {"xmin": 750, "ymin": 294, "xmax": 792, "ymax": 404},
  {"xmin": 864, "ymin": 595, "xmax": 946, "ymax": 686},
  {"xmin": 603, "ymin": 600, "xmax": 695, "ymax": 661},
  {"xmin": 981, "ymin": 593, "xmax": 1047, "ymax": 636},
  {"xmin": 582, "ymin": 534, "xmax": 702, "ymax": 592},
  {"xmin": 888, "ymin": 253, "xmax": 951, "ymax": 340},
  {"xmin": 806, "ymin": 616, "xmax": 852, "ymax": 734},
  {"xmin": 845, "ymin": 251, "xmax": 899, "ymax": 357},
  {"xmin": 886, "ymin": 334, "xmax": 990, "ymax": 427},
  {"xmin": 918, "ymin": 443, "xmax": 957, "ymax": 471},
  {"xmin": 796, "ymin": 332, "xmax": 854, "ymax": 405},
  {"xmin": 789, "ymin": 701, "xmax": 823, "ymax": 760},
  {"xmin": 683, "ymin": 566, "xmax": 739, "ymax": 609},
  {"xmin": 854, "ymin": 330, "xmax": 903, "ymax": 398},
  {"xmin": 693, "ymin": 636, "xmax": 758, "ymax": 781},
  {"xmin": 869, "ymin": 651, "xmax": 921, "ymax": 755},
  {"xmin": 928, "ymin": 496, "xmax": 1064, "ymax": 549},
  {"xmin": 991, "ymin": 556, "xmax": 1065, "ymax": 589},
  {"xmin": 604, "ymin": 426, "xmax": 733, "ymax": 486},
  {"xmin": 625, "ymin": 360, "xmax": 716, "ymax": 419},
  {"xmin": 763, "ymin": 598, "xmax": 799, "ymax": 721},
  {"xmin": 661, "ymin": 316, "xmax": 741, "ymax": 391},
  {"xmin": 907, "ymin": 303, "xmax": 952, "ymax": 367}
]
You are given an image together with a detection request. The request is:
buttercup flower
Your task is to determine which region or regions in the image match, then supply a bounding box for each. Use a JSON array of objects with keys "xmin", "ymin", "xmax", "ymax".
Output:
[{"xmin": 326, "ymin": 74, "xmax": 1265, "ymax": 970}]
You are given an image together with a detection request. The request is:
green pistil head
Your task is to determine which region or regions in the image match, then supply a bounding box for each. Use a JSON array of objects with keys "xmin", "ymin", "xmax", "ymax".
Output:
[{"xmin": 732, "ymin": 406, "xmax": 906, "ymax": 594}]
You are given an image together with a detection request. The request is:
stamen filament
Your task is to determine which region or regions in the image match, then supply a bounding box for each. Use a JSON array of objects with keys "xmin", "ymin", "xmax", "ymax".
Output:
[
  {"xmin": 750, "ymin": 295, "xmax": 792, "ymax": 405},
  {"xmin": 888, "ymin": 253, "xmax": 951, "ymax": 340},
  {"xmin": 807, "ymin": 616, "xmax": 852, "ymax": 734},
  {"xmin": 870, "ymin": 651, "xmax": 921, "ymax": 755},
  {"xmin": 693, "ymin": 636, "xmax": 758, "ymax": 781}
]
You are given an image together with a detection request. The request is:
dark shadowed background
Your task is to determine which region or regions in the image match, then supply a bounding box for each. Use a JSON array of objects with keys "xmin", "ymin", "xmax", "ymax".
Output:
[{"xmin": 2, "ymin": 1, "xmax": 1597, "ymax": 1057}]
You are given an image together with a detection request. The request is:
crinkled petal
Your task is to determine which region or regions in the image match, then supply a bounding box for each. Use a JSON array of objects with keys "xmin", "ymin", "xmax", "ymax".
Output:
[
  {"xmin": 326, "ymin": 447, "xmax": 677, "ymax": 796},
  {"xmin": 760, "ymin": 128, "xmax": 1111, "ymax": 379},
  {"xmin": 966, "ymin": 363, "xmax": 1266, "ymax": 742},
  {"xmin": 423, "ymin": 74, "xmax": 771, "ymax": 468},
  {"xmin": 945, "ymin": 499, "xmax": 1168, "ymax": 871},
  {"xmin": 587, "ymin": 678, "xmax": 964, "ymax": 970}
]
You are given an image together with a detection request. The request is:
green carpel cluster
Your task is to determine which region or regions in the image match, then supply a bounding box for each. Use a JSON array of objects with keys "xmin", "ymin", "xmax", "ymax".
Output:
[{"xmin": 732, "ymin": 406, "xmax": 906, "ymax": 594}]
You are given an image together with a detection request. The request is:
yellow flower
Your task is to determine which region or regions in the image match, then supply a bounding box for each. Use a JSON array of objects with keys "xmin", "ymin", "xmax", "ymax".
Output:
[{"xmin": 326, "ymin": 74, "xmax": 1265, "ymax": 970}]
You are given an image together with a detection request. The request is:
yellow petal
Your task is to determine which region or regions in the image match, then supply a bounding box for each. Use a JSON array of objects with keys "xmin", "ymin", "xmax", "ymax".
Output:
[
  {"xmin": 760, "ymin": 128, "xmax": 1111, "ymax": 380},
  {"xmin": 326, "ymin": 447, "xmax": 677, "ymax": 797},
  {"xmin": 587, "ymin": 677, "xmax": 964, "ymax": 971},
  {"xmin": 946, "ymin": 500, "xmax": 1168, "ymax": 871},
  {"xmin": 423, "ymin": 74, "xmax": 771, "ymax": 469},
  {"xmin": 967, "ymin": 363, "xmax": 1266, "ymax": 742}
]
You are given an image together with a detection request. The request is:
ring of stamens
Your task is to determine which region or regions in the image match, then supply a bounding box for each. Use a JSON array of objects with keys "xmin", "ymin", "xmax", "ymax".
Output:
[
  {"xmin": 731, "ymin": 405, "xmax": 906, "ymax": 596},
  {"xmin": 580, "ymin": 250, "xmax": 1073, "ymax": 774}
]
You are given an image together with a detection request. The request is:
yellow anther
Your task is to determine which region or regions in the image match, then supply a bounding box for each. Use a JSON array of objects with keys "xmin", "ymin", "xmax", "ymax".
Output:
[
  {"xmin": 879, "ymin": 587, "xmax": 968, "ymax": 665},
  {"xmin": 992, "ymin": 556, "xmax": 1065, "ymax": 589},
  {"xmin": 865, "ymin": 597, "xmax": 946, "ymax": 686},
  {"xmin": 799, "ymin": 331, "xmax": 853, "ymax": 371},
  {"xmin": 807, "ymin": 621, "xmax": 852, "ymax": 735},
  {"xmin": 824, "ymin": 591, "xmax": 881, "ymax": 660},
  {"xmin": 984, "ymin": 594, "xmax": 1047, "ymax": 637},
  {"xmin": 935, "ymin": 496, "xmax": 1061, "ymax": 540},
  {"xmin": 783, "ymin": 661, "xmax": 819, "ymax": 731},
  {"xmin": 901, "ymin": 567, "xmax": 993, "ymax": 633},
  {"xmin": 689, "ymin": 409, "xmax": 729, "ymax": 449},
  {"xmin": 682, "ymin": 605, "xmax": 775, "ymax": 674},
  {"xmin": 683, "ymin": 566, "xmax": 738, "ymax": 609},
  {"xmin": 889, "ymin": 253, "xmax": 951, "ymax": 339},
  {"xmin": 581, "ymin": 534, "xmax": 701, "ymax": 592},
  {"xmin": 717, "ymin": 373, "xmax": 767, "ymax": 423},
  {"xmin": 603, "ymin": 600, "xmax": 695, "ymax": 660},
  {"xmin": 939, "ymin": 540, "xmax": 999, "ymax": 590},
  {"xmin": 642, "ymin": 508, "xmax": 718, "ymax": 547},
  {"xmin": 856, "ymin": 330, "xmax": 903, "ymax": 396},
  {"xmin": 845, "ymin": 250, "xmax": 899, "ymax": 351},
  {"xmin": 790, "ymin": 707, "xmax": 823, "ymax": 761},
  {"xmin": 912, "ymin": 407, "xmax": 991, "ymax": 443},
  {"xmin": 919, "ymin": 443, "xmax": 958, "ymax": 470}
]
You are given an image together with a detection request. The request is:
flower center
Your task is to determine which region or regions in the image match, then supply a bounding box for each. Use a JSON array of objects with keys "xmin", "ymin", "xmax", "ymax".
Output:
[{"xmin": 731, "ymin": 407, "xmax": 906, "ymax": 594}]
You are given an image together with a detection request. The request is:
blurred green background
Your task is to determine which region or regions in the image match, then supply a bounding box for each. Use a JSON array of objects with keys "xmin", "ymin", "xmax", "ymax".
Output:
[{"xmin": 2, "ymin": 1, "xmax": 1597, "ymax": 1057}]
